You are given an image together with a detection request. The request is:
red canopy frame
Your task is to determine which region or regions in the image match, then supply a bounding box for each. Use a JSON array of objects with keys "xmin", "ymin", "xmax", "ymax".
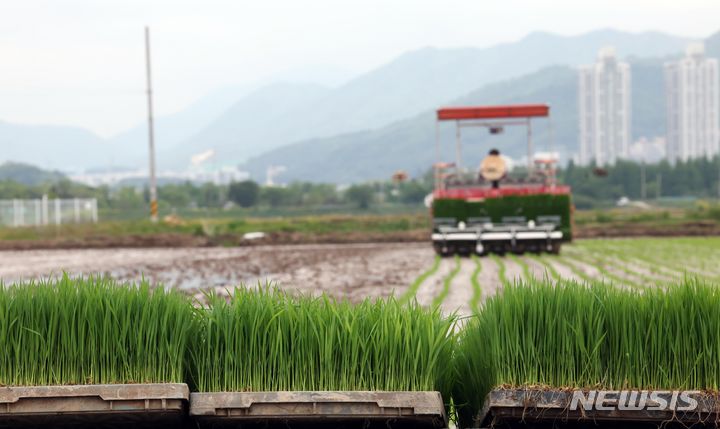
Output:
[
  {"xmin": 437, "ymin": 104, "xmax": 550, "ymax": 121},
  {"xmin": 434, "ymin": 104, "xmax": 551, "ymax": 173}
]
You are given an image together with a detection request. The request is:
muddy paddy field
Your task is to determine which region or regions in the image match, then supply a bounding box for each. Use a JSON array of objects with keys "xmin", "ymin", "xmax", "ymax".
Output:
[{"xmin": 1, "ymin": 237, "xmax": 717, "ymax": 317}]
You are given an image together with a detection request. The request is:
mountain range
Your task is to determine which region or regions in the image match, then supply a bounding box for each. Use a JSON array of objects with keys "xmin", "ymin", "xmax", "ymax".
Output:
[
  {"xmin": 1, "ymin": 28, "xmax": 716, "ymax": 183},
  {"xmin": 0, "ymin": 162, "xmax": 66, "ymax": 185},
  {"xmin": 241, "ymin": 31, "xmax": 720, "ymax": 183}
]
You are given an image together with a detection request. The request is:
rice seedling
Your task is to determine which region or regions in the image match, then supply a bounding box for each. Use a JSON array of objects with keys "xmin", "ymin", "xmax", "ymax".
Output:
[
  {"xmin": 564, "ymin": 248, "xmax": 643, "ymax": 289},
  {"xmin": 400, "ymin": 255, "xmax": 441, "ymax": 303},
  {"xmin": 469, "ymin": 255, "xmax": 482, "ymax": 311},
  {"xmin": 490, "ymin": 254, "xmax": 509, "ymax": 286},
  {"xmin": 527, "ymin": 254, "xmax": 561, "ymax": 282},
  {"xmin": 509, "ymin": 254, "xmax": 533, "ymax": 281},
  {"xmin": 189, "ymin": 286, "xmax": 456, "ymax": 399},
  {"xmin": 453, "ymin": 279, "xmax": 720, "ymax": 427},
  {"xmin": 432, "ymin": 255, "xmax": 461, "ymax": 308},
  {"xmin": 554, "ymin": 256, "xmax": 596, "ymax": 283},
  {"xmin": 575, "ymin": 237, "xmax": 720, "ymax": 283},
  {"xmin": 0, "ymin": 275, "xmax": 196, "ymax": 386}
]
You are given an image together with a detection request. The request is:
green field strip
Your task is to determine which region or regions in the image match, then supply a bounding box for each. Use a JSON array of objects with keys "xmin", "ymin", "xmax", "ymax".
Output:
[
  {"xmin": 490, "ymin": 254, "xmax": 510, "ymax": 286},
  {"xmin": 563, "ymin": 249, "xmax": 643, "ymax": 289},
  {"xmin": 469, "ymin": 255, "xmax": 483, "ymax": 312},
  {"xmin": 554, "ymin": 255, "xmax": 601, "ymax": 284},
  {"xmin": 605, "ymin": 243, "xmax": 720, "ymax": 282},
  {"xmin": 432, "ymin": 255, "xmax": 461, "ymax": 308},
  {"xmin": 399, "ymin": 255, "xmax": 441, "ymax": 303},
  {"xmin": 580, "ymin": 239, "xmax": 720, "ymax": 281},
  {"xmin": 615, "ymin": 250, "xmax": 700, "ymax": 279},
  {"xmin": 570, "ymin": 247, "xmax": 664, "ymax": 286},
  {"xmin": 648, "ymin": 245, "xmax": 720, "ymax": 278},
  {"xmin": 581, "ymin": 240, "xmax": 697, "ymax": 276},
  {"xmin": 584, "ymin": 243, "xmax": 685, "ymax": 280},
  {"xmin": 527, "ymin": 254, "xmax": 562, "ymax": 282},
  {"xmin": 598, "ymin": 253, "xmax": 676, "ymax": 285}
]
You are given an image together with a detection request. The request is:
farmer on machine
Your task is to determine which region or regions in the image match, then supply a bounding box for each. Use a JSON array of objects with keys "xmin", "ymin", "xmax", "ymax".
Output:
[{"xmin": 479, "ymin": 148, "xmax": 507, "ymax": 189}]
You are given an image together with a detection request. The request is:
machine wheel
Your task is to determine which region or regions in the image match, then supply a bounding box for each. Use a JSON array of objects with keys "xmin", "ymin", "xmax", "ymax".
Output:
[
  {"xmin": 549, "ymin": 242, "xmax": 562, "ymax": 255},
  {"xmin": 434, "ymin": 244, "xmax": 455, "ymax": 257}
]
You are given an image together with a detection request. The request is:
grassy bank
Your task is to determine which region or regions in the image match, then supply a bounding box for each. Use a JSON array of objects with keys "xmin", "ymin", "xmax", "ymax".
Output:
[
  {"xmin": 0, "ymin": 213, "xmax": 430, "ymax": 246},
  {"xmin": 3, "ymin": 205, "xmax": 720, "ymax": 249}
]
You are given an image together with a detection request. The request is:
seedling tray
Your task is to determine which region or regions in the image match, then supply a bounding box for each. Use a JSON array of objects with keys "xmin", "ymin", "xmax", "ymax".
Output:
[
  {"xmin": 475, "ymin": 388, "xmax": 720, "ymax": 429},
  {"xmin": 190, "ymin": 391, "xmax": 447, "ymax": 428},
  {"xmin": 0, "ymin": 383, "xmax": 189, "ymax": 428}
]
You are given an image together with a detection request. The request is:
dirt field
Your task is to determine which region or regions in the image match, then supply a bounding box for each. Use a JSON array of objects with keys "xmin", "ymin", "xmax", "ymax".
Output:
[
  {"xmin": 0, "ymin": 243, "xmax": 503, "ymax": 316},
  {"xmin": 0, "ymin": 243, "xmax": 434, "ymax": 302}
]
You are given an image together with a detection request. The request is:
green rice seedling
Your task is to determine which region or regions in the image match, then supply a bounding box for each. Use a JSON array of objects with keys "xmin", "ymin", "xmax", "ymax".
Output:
[
  {"xmin": 400, "ymin": 255, "xmax": 441, "ymax": 303},
  {"xmin": 0, "ymin": 275, "xmax": 196, "ymax": 386},
  {"xmin": 432, "ymin": 256, "xmax": 461, "ymax": 308},
  {"xmin": 509, "ymin": 254, "xmax": 533, "ymax": 281},
  {"xmin": 576, "ymin": 237, "xmax": 720, "ymax": 283},
  {"xmin": 555, "ymin": 256, "xmax": 596, "ymax": 283},
  {"xmin": 453, "ymin": 279, "xmax": 720, "ymax": 428},
  {"xmin": 490, "ymin": 254, "xmax": 509, "ymax": 286},
  {"xmin": 189, "ymin": 286, "xmax": 456, "ymax": 399},
  {"xmin": 469, "ymin": 255, "xmax": 482, "ymax": 311},
  {"xmin": 564, "ymin": 248, "xmax": 643, "ymax": 289},
  {"xmin": 527, "ymin": 254, "xmax": 561, "ymax": 282},
  {"xmin": 583, "ymin": 243, "xmax": 673, "ymax": 284}
]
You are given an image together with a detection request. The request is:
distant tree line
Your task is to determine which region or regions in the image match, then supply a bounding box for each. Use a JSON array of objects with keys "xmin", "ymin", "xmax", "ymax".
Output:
[
  {"xmin": 1, "ymin": 156, "xmax": 718, "ymax": 214},
  {"xmin": 561, "ymin": 156, "xmax": 720, "ymax": 208},
  {"xmin": 0, "ymin": 176, "xmax": 433, "ymax": 214}
]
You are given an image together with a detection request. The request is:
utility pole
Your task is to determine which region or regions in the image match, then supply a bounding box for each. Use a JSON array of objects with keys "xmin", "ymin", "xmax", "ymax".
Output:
[
  {"xmin": 640, "ymin": 160, "xmax": 646, "ymax": 200},
  {"xmin": 717, "ymin": 150, "xmax": 720, "ymax": 200},
  {"xmin": 145, "ymin": 26, "xmax": 158, "ymax": 222}
]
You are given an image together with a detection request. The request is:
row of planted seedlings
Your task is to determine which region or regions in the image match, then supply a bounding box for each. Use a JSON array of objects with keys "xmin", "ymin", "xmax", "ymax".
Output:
[
  {"xmin": 5, "ymin": 275, "xmax": 720, "ymax": 428},
  {"xmin": 0, "ymin": 276, "xmax": 455, "ymax": 428}
]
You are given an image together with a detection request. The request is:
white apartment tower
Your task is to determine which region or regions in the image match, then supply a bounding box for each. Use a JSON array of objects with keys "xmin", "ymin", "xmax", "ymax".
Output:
[
  {"xmin": 578, "ymin": 47, "xmax": 632, "ymax": 166},
  {"xmin": 665, "ymin": 43, "xmax": 720, "ymax": 164}
]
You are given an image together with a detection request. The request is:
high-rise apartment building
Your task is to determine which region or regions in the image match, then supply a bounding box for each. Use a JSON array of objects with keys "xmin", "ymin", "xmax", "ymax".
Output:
[
  {"xmin": 578, "ymin": 47, "xmax": 632, "ymax": 166},
  {"xmin": 665, "ymin": 43, "xmax": 719, "ymax": 164}
]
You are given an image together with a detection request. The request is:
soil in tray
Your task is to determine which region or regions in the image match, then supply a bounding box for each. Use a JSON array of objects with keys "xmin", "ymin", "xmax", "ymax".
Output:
[
  {"xmin": 479, "ymin": 419, "xmax": 719, "ymax": 429},
  {"xmin": 194, "ymin": 418, "xmax": 444, "ymax": 429},
  {"xmin": 0, "ymin": 414, "xmax": 190, "ymax": 429}
]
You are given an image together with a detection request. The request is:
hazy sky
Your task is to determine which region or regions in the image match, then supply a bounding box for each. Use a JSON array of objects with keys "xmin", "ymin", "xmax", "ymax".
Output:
[{"xmin": 2, "ymin": 0, "xmax": 719, "ymax": 137}]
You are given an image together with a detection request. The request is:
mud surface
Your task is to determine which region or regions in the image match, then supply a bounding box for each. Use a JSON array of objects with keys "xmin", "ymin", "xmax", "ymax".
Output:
[
  {"xmin": 440, "ymin": 259, "xmax": 476, "ymax": 317},
  {"xmin": 415, "ymin": 259, "xmax": 455, "ymax": 308},
  {"xmin": 0, "ymin": 243, "xmax": 433, "ymax": 303}
]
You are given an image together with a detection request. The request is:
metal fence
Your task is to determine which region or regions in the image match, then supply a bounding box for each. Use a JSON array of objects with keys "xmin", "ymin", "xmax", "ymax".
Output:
[{"xmin": 0, "ymin": 197, "xmax": 98, "ymax": 228}]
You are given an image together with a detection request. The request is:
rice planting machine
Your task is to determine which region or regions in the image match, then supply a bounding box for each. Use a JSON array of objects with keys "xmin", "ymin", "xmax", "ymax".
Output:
[{"xmin": 431, "ymin": 104, "xmax": 573, "ymax": 256}]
